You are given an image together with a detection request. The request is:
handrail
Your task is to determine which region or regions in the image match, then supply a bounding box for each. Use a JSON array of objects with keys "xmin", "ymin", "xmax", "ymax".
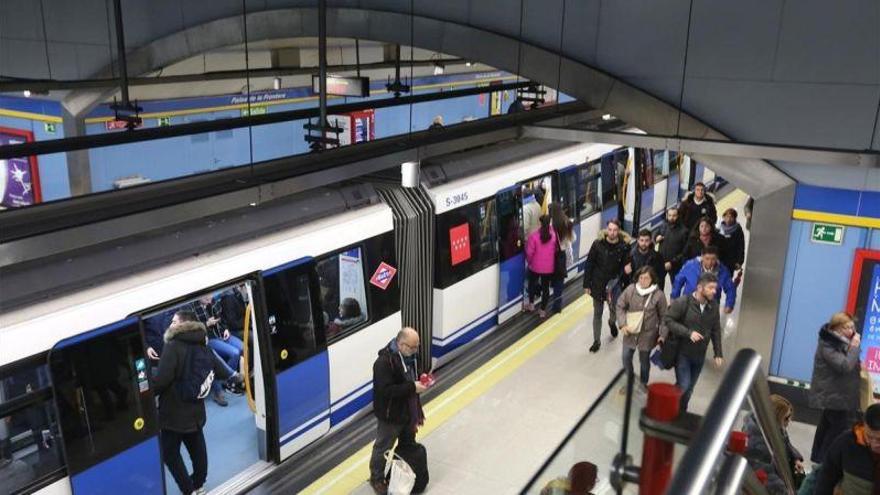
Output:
[
  {"xmin": 713, "ymin": 454, "xmax": 749, "ymax": 495},
  {"xmin": 666, "ymin": 349, "xmax": 796, "ymax": 495}
]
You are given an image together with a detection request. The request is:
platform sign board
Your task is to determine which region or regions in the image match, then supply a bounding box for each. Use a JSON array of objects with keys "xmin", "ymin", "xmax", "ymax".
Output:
[
  {"xmin": 0, "ymin": 127, "xmax": 42, "ymax": 208},
  {"xmin": 312, "ymin": 75, "xmax": 370, "ymax": 98},
  {"xmin": 849, "ymin": 250, "xmax": 880, "ymax": 393},
  {"xmin": 811, "ymin": 222, "xmax": 845, "ymax": 245}
]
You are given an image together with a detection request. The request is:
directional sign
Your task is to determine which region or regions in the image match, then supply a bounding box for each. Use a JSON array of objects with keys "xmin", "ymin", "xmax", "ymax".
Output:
[
  {"xmin": 370, "ymin": 262, "xmax": 397, "ymax": 290},
  {"xmin": 811, "ymin": 222, "xmax": 845, "ymax": 245}
]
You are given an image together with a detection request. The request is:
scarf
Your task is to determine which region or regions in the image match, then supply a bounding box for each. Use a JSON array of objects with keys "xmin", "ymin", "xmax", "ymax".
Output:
[
  {"xmin": 693, "ymin": 195, "xmax": 705, "ymax": 205},
  {"xmin": 636, "ymin": 284, "xmax": 658, "ymax": 296},
  {"xmin": 388, "ymin": 339, "xmax": 425, "ymax": 433},
  {"xmin": 719, "ymin": 221, "xmax": 738, "ymax": 237}
]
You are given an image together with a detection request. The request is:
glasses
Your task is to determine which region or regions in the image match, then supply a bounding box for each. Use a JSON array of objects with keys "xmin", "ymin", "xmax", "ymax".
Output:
[{"xmin": 400, "ymin": 341, "xmax": 420, "ymax": 351}]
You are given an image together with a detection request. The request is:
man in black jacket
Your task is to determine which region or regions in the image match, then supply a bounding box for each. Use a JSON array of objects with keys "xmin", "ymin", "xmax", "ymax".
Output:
[
  {"xmin": 680, "ymin": 182, "xmax": 718, "ymax": 230},
  {"xmin": 655, "ymin": 207, "xmax": 689, "ymax": 286},
  {"xmin": 369, "ymin": 327, "xmax": 428, "ymax": 495},
  {"xmin": 583, "ymin": 219, "xmax": 631, "ymax": 353},
  {"xmin": 663, "ymin": 272, "xmax": 724, "ymax": 412},
  {"xmin": 625, "ymin": 229, "xmax": 667, "ymax": 289},
  {"xmin": 816, "ymin": 403, "xmax": 880, "ymax": 494},
  {"xmin": 153, "ymin": 310, "xmax": 240, "ymax": 495}
]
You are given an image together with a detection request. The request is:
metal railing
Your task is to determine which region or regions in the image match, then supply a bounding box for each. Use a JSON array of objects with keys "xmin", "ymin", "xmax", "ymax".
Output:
[{"xmin": 667, "ymin": 348, "xmax": 795, "ymax": 495}]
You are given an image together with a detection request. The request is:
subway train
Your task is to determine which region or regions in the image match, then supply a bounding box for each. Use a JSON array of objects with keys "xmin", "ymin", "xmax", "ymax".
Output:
[{"xmin": 0, "ymin": 138, "xmax": 725, "ymax": 495}]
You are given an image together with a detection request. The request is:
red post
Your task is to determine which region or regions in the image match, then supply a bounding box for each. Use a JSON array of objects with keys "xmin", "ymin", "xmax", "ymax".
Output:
[{"xmin": 640, "ymin": 383, "xmax": 681, "ymax": 495}]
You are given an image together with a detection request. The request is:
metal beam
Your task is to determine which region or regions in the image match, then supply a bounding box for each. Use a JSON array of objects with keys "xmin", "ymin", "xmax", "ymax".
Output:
[
  {"xmin": 0, "ymin": 59, "xmax": 467, "ymax": 92},
  {"xmin": 523, "ymin": 125, "xmax": 880, "ymax": 167},
  {"xmin": 0, "ymin": 81, "xmax": 533, "ymax": 159}
]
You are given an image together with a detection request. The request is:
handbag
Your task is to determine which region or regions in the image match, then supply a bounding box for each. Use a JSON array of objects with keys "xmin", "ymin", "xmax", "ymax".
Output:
[
  {"xmin": 624, "ymin": 292, "xmax": 652, "ymax": 335},
  {"xmin": 650, "ymin": 334, "xmax": 680, "ymax": 370},
  {"xmin": 860, "ymin": 369, "xmax": 875, "ymax": 412},
  {"xmin": 553, "ymin": 235, "xmax": 567, "ymax": 278},
  {"xmin": 384, "ymin": 448, "xmax": 416, "ymax": 495}
]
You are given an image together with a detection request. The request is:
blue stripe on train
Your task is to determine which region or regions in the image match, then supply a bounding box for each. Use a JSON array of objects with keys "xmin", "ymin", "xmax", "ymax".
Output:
[
  {"xmin": 330, "ymin": 388, "xmax": 374, "ymax": 426},
  {"xmin": 432, "ymin": 313, "xmax": 499, "ymax": 359}
]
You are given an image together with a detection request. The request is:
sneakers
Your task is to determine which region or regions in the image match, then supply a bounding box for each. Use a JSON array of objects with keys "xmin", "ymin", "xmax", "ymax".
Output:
[
  {"xmin": 212, "ymin": 391, "xmax": 228, "ymax": 407},
  {"xmin": 538, "ymin": 309, "xmax": 547, "ymax": 319},
  {"xmin": 589, "ymin": 341, "xmax": 601, "ymax": 353},
  {"xmin": 370, "ymin": 479, "xmax": 388, "ymax": 495}
]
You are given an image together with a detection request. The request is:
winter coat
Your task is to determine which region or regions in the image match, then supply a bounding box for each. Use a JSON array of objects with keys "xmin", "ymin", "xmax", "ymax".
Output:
[
  {"xmin": 624, "ymin": 243, "xmax": 666, "ymax": 287},
  {"xmin": 663, "ymin": 294, "xmax": 723, "ymax": 360},
  {"xmin": 815, "ymin": 423, "xmax": 878, "ymax": 495},
  {"xmin": 615, "ymin": 285, "xmax": 668, "ymax": 352},
  {"xmin": 373, "ymin": 343, "xmax": 417, "ymax": 425},
  {"xmin": 683, "ymin": 229, "xmax": 725, "ymax": 262},
  {"xmin": 220, "ymin": 291, "xmax": 247, "ymax": 334},
  {"xmin": 672, "ymin": 257, "xmax": 737, "ymax": 310},
  {"xmin": 523, "ymin": 198, "xmax": 543, "ymax": 237},
  {"xmin": 655, "ymin": 221, "xmax": 690, "ymax": 271},
  {"xmin": 743, "ymin": 414, "xmax": 802, "ymax": 495},
  {"xmin": 152, "ymin": 321, "xmax": 233, "ymax": 433},
  {"xmin": 583, "ymin": 230, "xmax": 632, "ymax": 296},
  {"xmin": 809, "ymin": 324, "xmax": 861, "ymax": 412},
  {"xmin": 718, "ymin": 222, "xmax": 746, "ymax": 273},
  {"xmin": 680, "ymin": 191, "xmax": 718, "ymax": 229},
  {"xmin": 526, "ymin": 228, "xmax": 559, "ymax": 275}
]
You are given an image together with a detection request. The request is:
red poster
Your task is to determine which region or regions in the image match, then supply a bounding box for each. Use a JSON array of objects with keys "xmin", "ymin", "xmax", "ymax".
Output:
[
  {"xmin": 449, "ymin": 223, "xmax": 471, "ymax": 266},
  {"xmin": 369, "ymin": 262, "xmax": 397, "ymax": 290}
]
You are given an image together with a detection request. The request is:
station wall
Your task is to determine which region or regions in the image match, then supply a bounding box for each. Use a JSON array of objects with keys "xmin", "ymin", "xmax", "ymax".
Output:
[{"xmin": 770, "ymin": 184, "xmax": 880, "ymax": 382}]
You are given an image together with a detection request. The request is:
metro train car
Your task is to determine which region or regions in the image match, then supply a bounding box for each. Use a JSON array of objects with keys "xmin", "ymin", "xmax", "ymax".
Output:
[{"xmin": 0, "ymin": 138, "xmax": 725, "ymax": 495}]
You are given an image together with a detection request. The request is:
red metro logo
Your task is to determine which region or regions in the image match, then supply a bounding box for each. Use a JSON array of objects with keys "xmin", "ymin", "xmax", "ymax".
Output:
[{"xmin": 449, "ymin": 223, "xmax": 471, "ymax": 266}]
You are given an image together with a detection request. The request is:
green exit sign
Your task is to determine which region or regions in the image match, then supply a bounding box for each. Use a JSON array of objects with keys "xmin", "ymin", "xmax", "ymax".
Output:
[
  {"xmin": 43, "ymin": 122, "xmax": 56, "ymax": 133},
  {"xmin": 157, "ymin": 116, "xmax": 172, "ymax": 127},
  {"xmin": 811, "ymin": 222, "xmax": 845, "ymax": 245}
]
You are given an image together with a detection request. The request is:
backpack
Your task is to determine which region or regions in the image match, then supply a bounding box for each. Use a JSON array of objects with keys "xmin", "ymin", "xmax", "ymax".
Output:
[{"xmin": 175, "ymin": 344, "xmax": 215, "ymax": 402}]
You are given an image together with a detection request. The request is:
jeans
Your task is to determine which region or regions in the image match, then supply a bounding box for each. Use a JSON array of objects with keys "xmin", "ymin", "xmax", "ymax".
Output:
[
  {"xmin": 552, "ymin": 275, "xmax": 564, "ymax": 312},
  {"xmin": 622, "ymin": 347, "xmax": 651, "ymax": 385},
  {"xmin": 369, "ymin": 419, "xmax": 416, "ymax": 482},
  {"xmin": 162, "ymin": 428, "xmax": 208, "ymax": 494},
  {"xmin": 591, "ymin": 295, "xmax": 617, "ymax": 344},
  {"xmin": 208, "ymin": 336, "xmax": 243, "ymax": 372},
  {"xmin": 675, "ymin": 354, "xmax": 705, "ymax": 412},
  {"xmin": 209, "ymin": 349, "xmax": 236, "ymax": 395},
  {"xmin": 810, "ymin": 409, "xmax": 859, "ymax": 463}
]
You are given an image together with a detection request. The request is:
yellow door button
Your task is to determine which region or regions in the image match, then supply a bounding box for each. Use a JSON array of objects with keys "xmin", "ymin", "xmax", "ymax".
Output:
[
  {"xmin": 133, "ymin": 417, "xmax": 145, "ymax": 431},
  {"xmin": 281, "ymin": 349, "xmax": 289, "ymax": 360}
]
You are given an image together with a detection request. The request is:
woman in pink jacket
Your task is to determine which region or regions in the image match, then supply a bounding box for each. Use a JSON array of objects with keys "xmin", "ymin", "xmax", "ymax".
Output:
[{"xmin": 525, "ymin": 215, "xmax": 558, "ymax": 318}]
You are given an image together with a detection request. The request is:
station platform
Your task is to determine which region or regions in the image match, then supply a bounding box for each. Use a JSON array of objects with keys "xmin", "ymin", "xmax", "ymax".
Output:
[{"xmin": 260, "ymin": 190, "xmax": 809, "ymax": 495}]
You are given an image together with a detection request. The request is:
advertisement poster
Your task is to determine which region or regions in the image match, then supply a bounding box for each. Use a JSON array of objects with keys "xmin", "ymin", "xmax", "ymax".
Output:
[
  {"xmin": 0, "ymin": 127, "xmax": 42, "ymax": 208},
  {"xmin": 848, "ymin": 249, "xmax": 880, "ymax": 392}
]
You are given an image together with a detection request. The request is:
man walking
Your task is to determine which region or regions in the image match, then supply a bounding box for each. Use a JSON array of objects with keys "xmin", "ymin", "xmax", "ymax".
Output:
[
  {"xmin": 625, "ymin": 229, "xmax": 667, "ymax": 289},
  {"xmin": 680, "ymin": 182, "xmax": 718, "ymax": 229},
  {"xmin": 583, "ymin": 219, "xmax": 631, "ymax": 353},
  {"xmin": 664, "ymin": 273, "xmax": 724, "ymax": 412},
  {"xmin": 655, "ymin": 207, "xmax": 689, "ymax": 287},
  {"xmin": 369, "ymin": 328, "xmax": 428, "ymax": 495},
  {"xmin": 672, "ymin": 246, "xmax": 737, "ymax": 314}
]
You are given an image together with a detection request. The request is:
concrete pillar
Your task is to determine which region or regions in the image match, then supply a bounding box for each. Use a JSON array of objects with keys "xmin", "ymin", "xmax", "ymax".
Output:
[{"xmin": 61, "ymin": 106, "xmax": 93, "ymax": 197}]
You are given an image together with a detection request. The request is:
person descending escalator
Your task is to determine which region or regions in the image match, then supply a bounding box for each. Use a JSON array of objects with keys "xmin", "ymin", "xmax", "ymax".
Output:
[{"xmin": 583, "ymin": 219, "xmax": 631, "ymax": 353}]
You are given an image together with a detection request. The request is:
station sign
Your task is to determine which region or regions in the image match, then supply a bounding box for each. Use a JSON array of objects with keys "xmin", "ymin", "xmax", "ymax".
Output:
[
  {"xmin": 811, "ymin": 222, "xmax": 844, "ymax": 245},
  {"xmin": 241, "ymin": 106, "xmax": 268, "ymax": 117},
  {"xmin": 370, "ymin": 262, "xmax": 397, "ymax": 290},
  {"xmin": 312, "ymin": 75, "xmax": 370, "ymax": 98}
]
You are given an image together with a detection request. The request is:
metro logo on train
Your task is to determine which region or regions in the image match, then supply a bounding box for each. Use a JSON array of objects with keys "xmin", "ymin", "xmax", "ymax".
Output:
[
  {"xmin": 370, "ymin": 262, "xmax": 398, "ymax": 290},
  {"xmin": 449, "ymin": 223, "xmax": 471, "ymax": 266}
]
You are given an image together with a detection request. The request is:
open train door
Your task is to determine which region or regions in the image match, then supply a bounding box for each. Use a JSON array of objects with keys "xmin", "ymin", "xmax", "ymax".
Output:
[
  {"xmin": 48, "ymin": 318, "xmax": 164, "ymax": 494},
  {"xmin": 496, "ymin": 184, "xmax": 525, "ymax": 324},
  {"xmin": 261, "ymin": 257, "xmax": 332, "ymax": 460}
]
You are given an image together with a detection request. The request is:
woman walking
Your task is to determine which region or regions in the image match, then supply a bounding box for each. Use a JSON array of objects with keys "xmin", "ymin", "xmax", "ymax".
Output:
[{"xmin": 615, "ymin": 266, "xmax": 668, "ymax": 388}]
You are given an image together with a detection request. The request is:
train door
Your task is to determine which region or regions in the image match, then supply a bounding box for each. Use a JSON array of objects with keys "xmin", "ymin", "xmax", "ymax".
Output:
[
  {"xmin": 557, "ymin": 165, "xmax": 580, "ymax": 279},
  {"xmin": 48, "ymin": 317, "xmax": 164, "ymax": 494},
  {"xmin": 600, "ymin": 149, "xmax": 626, "ymax": 227},
  {"xmin": 496, "ymin": 185, "xmax": 524, "ymax": 324},
  {"xmin": 576, "ymin": 160, "xmax": 604, "ymax": 269},
  {"xmin": 516, "ymin": 174, "xmax": 555, "ymax": 313},
  {"xmin": 644, "ymin": 149, "xmax": 671, "ymax": 230},
  {"xmin": 666, "ymin": 151, "xmax": 682, "ymax": 207},
  {"xmin": 261, "ymin": 258, "xmax": 331, "ymax": 460},
  {"xmin": 140, "ymin": 279, "xmax": 272, "ymax": 494}
]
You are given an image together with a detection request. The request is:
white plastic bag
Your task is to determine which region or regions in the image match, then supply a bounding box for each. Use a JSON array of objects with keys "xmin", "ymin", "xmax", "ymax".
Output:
[{"xmin": 384, "ymin": 449, "xmax": 416, "ymax": 495}]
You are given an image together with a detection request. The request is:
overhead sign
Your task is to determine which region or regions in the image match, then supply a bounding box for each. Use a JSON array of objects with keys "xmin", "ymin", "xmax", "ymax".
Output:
[
  {"xmin": 370, "ymin": 262, "xmax": 397, "ymax": 290},
  {"xmin": 811, "ymin": 222, "xmax": 845, "ymax": 245},
  {"xmin": 312, "ymin": 75, "xmax": 370, "ymax": 98},
  {"xmin": 105, "ymin": 119, "xmax": 141, "ymax": 131}
]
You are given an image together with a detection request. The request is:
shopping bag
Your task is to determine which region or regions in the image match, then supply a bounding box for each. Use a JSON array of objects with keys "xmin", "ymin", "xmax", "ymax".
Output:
[{"xmin": 384, "ymin": 449, "xmax": 416, "ymax": 495}]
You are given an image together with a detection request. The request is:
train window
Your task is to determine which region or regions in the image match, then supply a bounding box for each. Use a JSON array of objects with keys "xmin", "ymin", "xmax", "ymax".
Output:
[
  {"xmin": 636, "ymin": 148, "xmax": 654, "ymax": 189},
  {"xmin": 577, "ymin": 162, "xmax": 601, "ymax": 220},
  {"xmin": 601, "ymin": 151, "xmax": 627, "ymax": 209},
  {"xmin": 362, "ymin": 231, "xmax": 401, "ymax": 323},
  {"xmin": 652, "ymin": 150, "xmax": 669, "ymax": 179},
  {"xmin": 496, "ymin": 188, "xmax": 523, "ymax": 262},
  {"xmin": 558, "ymin": 169, "xmax": 578, "ymax": 221},
  {"xmin": 0, "ymin": 357, "xmax": 64, "ymax": 494},
  {"xmin": 435, "ymin": 198, "xmax": 498, "ymax": 289},
  {"xmin": 49, "ymin": 320, "xmax": 159, "ymax": 476},
  {"xmin": 316, "ymin": 247, "xmax": 370, "ymax": 342},
  {"xmin": 263, "ymin": 269, "xmax": 325, "ymax": 372}
]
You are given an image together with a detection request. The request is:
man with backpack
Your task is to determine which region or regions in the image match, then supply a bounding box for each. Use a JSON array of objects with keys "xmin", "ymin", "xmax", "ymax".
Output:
[{"xmin": 152, "ymin": 310, "xmax": 242, "ymax": 495}]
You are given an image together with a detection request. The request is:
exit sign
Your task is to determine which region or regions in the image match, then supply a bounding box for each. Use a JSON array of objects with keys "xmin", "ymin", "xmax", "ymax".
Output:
[{"xmin": 811, "ymin": 222, "xmax": 845, "ymax": 245}]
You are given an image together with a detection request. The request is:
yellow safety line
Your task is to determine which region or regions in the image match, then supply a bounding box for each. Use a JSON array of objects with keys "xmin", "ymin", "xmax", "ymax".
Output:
[{"xmin": 300, "ymin": 297, "xmax": 592, "ymax": 495}]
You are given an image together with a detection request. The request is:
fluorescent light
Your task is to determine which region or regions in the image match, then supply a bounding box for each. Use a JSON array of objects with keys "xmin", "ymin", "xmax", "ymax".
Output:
[
  {"xmin": 23, "ymin": 90, "xmax": 32, "ymax": 98},
  {"xmin": 433, "ymin": 64, "xmax": 444, "ymax": 76},
  {"xmin": 273, "ymin": 77, "xmax": 281, "ymax": 90},
  {"xmin": 465, "ymin": 61, "xmax": 473, "ymax": 67}
]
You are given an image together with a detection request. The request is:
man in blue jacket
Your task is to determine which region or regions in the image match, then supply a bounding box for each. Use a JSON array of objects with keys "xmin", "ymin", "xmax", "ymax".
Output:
[{"xmin": 671, "ymin": 245, "xmax": 736, "ymax": 314}]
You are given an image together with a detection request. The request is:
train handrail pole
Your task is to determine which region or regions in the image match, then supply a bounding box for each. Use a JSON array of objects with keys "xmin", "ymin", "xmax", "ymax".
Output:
[{"xmin": 665, "ymin": 349, "xmax": 796, "ymax": 495}]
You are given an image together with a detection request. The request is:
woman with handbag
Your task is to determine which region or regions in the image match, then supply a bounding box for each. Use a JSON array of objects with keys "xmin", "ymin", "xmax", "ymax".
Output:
[
  {"xmin": 550, "ymin": 203, "xmax": 575, "ymax": 313},
  {"xmin": 615, "ymin": 265, "xmax": 668, "ymax": 388},
  {"xmin": 525, "ymin": 215, "xmax": 558, "ymax": 318}
]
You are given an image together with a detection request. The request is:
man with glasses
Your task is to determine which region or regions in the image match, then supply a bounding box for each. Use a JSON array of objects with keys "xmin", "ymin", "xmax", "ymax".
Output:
[{"xmin": 369, "ymin": 328, "xmax": 428, "ymax": 495}]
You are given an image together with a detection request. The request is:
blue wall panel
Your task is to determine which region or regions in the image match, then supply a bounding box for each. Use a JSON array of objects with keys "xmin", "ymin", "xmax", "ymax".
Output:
[
  {"xmin": 794, "ymin": 184, "xmax": 862, "ymax": 216},
  {"xmin": 773, "ymin": 220, "xmax": 870, "ymax": 381}
]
